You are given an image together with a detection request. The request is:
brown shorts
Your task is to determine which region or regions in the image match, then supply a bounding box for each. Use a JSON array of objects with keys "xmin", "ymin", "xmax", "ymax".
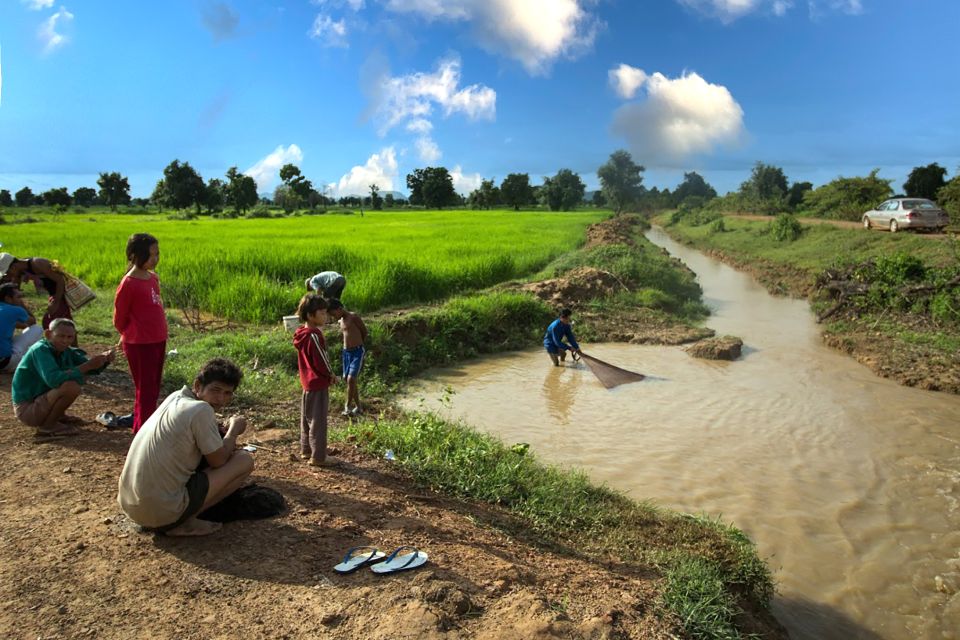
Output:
[{"xmin": 13, "ymin": 390, "xmax": 57, "ymax": 427}]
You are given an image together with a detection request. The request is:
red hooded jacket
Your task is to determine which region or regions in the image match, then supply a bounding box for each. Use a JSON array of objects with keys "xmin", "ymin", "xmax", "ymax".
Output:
[{"xmin": 293, "ymin": 325, "xmax": 334, "ymax": 391}]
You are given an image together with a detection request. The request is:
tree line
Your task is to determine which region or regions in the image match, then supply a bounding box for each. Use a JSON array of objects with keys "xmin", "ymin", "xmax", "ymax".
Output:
[{"xmin": 3, "ymin": 154, "xmax": 958, "ymax": 220}]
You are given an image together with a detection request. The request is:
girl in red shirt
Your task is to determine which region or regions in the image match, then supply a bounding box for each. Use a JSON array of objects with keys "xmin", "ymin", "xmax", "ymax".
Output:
[{"xmin": 113, "ymin": 233, "xmax": 168, "ymax": 434}]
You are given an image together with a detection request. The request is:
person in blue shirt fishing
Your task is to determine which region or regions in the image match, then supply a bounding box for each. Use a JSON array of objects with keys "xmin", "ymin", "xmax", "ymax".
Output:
[{"xmin": 543, "ymin": 308, "xmax": 581, "ymax": 366}]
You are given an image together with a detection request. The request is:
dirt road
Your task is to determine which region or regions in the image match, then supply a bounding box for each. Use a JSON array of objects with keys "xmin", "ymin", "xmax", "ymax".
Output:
[{"xmin": 725, "ymin": 213, "xmax": 957, "ymax": 235}]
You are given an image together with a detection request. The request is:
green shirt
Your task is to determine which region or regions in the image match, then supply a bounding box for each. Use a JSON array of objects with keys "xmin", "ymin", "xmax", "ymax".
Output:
[{"xmin": 11, "ymin": 339, "xmax": 103, "ymax": 405}]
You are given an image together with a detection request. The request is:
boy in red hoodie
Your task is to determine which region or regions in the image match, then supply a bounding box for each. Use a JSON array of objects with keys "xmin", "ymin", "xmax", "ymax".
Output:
[{"xmin": 293, "ymin": 293, "xmax": 338, "ymax": 467}]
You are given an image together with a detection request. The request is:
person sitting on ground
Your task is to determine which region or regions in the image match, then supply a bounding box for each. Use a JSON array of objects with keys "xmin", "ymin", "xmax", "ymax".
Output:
[
  {"xmin": 543, "ymin": 307, "xmax": 582, "ymax": 367},
  {"xmin": 117, "ymin": 358, "xmax": 255, "ymax": 537},
  {"xmin": 326, "ymin": 298, "xmax": 368, "ymax": 416},
  {"xmin": 305, "ymin": 270, "xmax": 346, "ymax": 300},
  {"xmin": 0, "ymin": 253, "xmax": 71, "ymax": 330},
  {"xmin": 293, "ymin": 293, "xmax": 338, "ymax": 467},
  {"xmin": 0, "ymin": 283, "xmax": 43, "ymax": 372},
  {"xmin": 11, "ymin": 318, "xmax": 115, "ymax": 437}
]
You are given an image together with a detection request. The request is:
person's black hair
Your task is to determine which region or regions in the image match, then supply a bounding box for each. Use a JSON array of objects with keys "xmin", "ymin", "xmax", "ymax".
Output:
[
  {"xmin": 326, "ymin": 298, "xmax": 344, "ymax": 312},
  {"xmin": 297, "ymin": 293, "xmax": 328, "ymax": 322},
  {"xmin": 195, "ymin": 358, "xmax": 243, "ymax": 389},
  {"xmin": 126, "ymin": 233, "xmax": 158, "ymax": 269},
  {"xmin": 559, "ymin": 308, "xmax": 573, "ymax": 318},
  {"xmin": 0, "ymin": 282, "xmax": 20, "ymax": 303}
]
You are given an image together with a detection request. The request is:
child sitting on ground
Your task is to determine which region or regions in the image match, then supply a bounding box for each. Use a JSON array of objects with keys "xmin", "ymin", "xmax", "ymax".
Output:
[
  {"xmin": 326, "ymin": 298, "xmax": 368, "ymax": 417},
  {"xmin": 293, "ymin": 294, "xmax": 338, "ymax": 467}
]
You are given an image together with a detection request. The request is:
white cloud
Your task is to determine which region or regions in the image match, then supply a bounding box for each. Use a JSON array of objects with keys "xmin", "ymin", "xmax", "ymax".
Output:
[
  {"xmin": 309, "ymin": 14, "xmax": 348, "ymax": 47},
  {"xmin": 372, "ymin": 56, "xmax": 495, "ymax": 135},
  {"xmin": 415, "ymin": 137, "xmax": 442, "ymax": 163},
  {"xmin": 384, "ymin": 0, "xmax": 599, "ymax": 74},
  {"xmin": 679, "ymin": 0, "xmax": 864, "ymax": 20},
  {"xmin": 22, "ymin": 0, "xmax": 55, "ymax": 10},
  {"xmin": 608, "ymin": 64, "xmax": 648, "ymax": 100},
  {"xmin": 450, "ymin": 165, "xmax": 482, "ymax": 194},
  {"xmin": 406, "ymin": 118, "xmax": 433, "ymax": 134},
  {"xmin": 332, "ymin": 147, "xmax": 398, "ymax": 196},
  {"xmin": 311, "ymin": 0, "xmax": 365, "ymax": 10},
  {"xmin": 611, "ymin": 70, "xmax": 745, "ymax": 164},
  {"xmin": 244, "ymin": 144, "xmax": 304, "ymax": 192},
  {"xmin": 809, "ymin": 0, "xmax": 863, "ymax": 17},
  {"xmin": 39, "ymin": 6, "xmax": 74, "ymax": 55}
]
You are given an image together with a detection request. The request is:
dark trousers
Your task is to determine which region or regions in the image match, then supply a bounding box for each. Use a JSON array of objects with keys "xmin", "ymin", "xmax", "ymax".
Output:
[{"xmin": 300, "ymin": 388, "xmax": 329, "ymax": 460}]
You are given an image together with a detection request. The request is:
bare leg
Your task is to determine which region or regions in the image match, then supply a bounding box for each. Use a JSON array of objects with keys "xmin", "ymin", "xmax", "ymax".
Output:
[
  {"xmin": 549, "ymin": 352, "xmax": 560, "ymax": 366},
  {"xmin": 347, "ymin": 375, "xmax": 360, "ymax": 412},
  {"xmin": 38, "ymin": 381, "xmax": 81, "ymax": 435},
  {"xmin": 165, "ymin": 451, "xmax": 254, "ymax": 538}
]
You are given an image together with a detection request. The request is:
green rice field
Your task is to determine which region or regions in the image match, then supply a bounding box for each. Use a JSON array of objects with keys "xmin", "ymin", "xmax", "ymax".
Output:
[{"xmin": 0, "ymin": 209, "xmax": 606, "ymax": 323}]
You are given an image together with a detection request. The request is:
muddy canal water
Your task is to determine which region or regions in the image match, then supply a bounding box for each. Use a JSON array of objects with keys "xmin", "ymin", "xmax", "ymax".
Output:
[{"xmin": 402, "ymin": 227, "xmax": 960, "ymax": 639}]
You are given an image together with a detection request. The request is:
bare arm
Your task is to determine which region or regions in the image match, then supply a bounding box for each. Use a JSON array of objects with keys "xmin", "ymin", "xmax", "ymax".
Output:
[
  {"xmin": 354, "ymin": 314, "xmax": 368, "ymax": 343},
  {"xmin": 204, "ymin": 416, "xmax": 246, "ymax": 468}
]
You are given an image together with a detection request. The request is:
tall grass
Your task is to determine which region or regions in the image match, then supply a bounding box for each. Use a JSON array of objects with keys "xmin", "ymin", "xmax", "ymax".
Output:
[{"xmin": 0, "ymin": 210, "xmax": 604, "ymax": 322}]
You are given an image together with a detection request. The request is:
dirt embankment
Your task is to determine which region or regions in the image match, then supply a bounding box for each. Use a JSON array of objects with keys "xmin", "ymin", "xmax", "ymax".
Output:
[{"xmin": 521, "ymin": 216, "xmax": 714, "ymax": 346}]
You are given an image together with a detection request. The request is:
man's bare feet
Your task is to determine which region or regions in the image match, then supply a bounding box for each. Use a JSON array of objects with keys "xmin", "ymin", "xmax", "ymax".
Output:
[
  {"xmin": 165, "ymin": 517, "xmax": 222, "ymax": 537},
  {"xmin": 35, "ymin": 423, "xmax": 81, "ymax": 437},
  {"xmin": 308, "ymin": 455, "xmax": 341, "ymax": 468}
]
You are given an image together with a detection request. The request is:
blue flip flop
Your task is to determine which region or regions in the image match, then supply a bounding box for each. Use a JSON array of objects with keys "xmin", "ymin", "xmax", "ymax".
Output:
[
  {"xmin": 370, "ymin": 546, "xmax": 429, "ymax": 575},
  {"xmin": 333, "ymin": 546, "xmax": 387, "ymax": 574}
]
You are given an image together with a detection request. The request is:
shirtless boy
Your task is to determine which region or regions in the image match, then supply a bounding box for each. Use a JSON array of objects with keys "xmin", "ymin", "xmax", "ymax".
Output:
[{"xmin": 326, "ymin": 299, "xmax": 368, "ymax": 417}]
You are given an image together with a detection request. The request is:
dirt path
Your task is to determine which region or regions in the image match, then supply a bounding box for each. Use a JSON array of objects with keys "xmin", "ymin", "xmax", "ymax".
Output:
[{"xmin": 0, "ymin": 368, "xmax": 682, "ymax": 640}]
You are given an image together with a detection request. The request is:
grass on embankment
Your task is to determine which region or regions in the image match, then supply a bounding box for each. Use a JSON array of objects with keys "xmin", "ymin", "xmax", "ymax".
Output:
[{"xmin": 56, "ymin": 214, "xmax": 777, "ymax": 638}]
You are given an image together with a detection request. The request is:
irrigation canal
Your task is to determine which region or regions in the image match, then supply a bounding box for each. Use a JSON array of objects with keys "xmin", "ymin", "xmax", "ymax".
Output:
[{"xmin": 401, "ymin": 226, "xmax": 960, "ymax": 639}]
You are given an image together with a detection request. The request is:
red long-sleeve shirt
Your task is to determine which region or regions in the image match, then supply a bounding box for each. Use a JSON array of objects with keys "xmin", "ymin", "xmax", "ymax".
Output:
[
  {"xmin": 113, "ymin": 273, "xmax": 169, "ymax": 344},
  {"xmin": 293, "ymin": 325, "xmax": 334, "ymax": 391}
]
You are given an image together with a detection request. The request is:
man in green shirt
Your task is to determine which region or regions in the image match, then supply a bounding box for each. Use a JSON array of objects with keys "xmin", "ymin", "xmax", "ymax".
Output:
[{"xmin": 12, "ymin": 318, "xmax": 114, "ymax": 437}]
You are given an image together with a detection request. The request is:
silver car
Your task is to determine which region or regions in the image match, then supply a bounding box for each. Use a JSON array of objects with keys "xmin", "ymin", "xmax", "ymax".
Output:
[{"xmin": 862, "ymin": 198, "xmax": 949, "ymax": 233}]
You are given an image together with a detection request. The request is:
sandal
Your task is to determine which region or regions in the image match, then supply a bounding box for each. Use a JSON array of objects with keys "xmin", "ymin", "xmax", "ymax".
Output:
[
  {"xmin": 333, "ymin": 546, "xmax": 388, "ymax": 574},
  {"xmin": 36, "ymin": 424, "xmax": 81, "ymax": 437}
]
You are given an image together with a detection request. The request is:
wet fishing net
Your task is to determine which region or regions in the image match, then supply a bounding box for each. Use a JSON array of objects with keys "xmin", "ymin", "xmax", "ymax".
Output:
[{"xmin": 578, "ymin": 353, "xmax": 645, "ymax": 389}]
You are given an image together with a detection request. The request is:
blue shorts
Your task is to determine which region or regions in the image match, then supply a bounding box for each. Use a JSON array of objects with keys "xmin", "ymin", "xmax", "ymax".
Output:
[{"xmin": 342, "ymin": 345, "xmax": 366, "ymax": 378}]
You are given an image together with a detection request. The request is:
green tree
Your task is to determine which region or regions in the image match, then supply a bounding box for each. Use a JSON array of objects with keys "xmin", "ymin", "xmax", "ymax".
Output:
[
  {"xmin": 384, "ymin": 193, "xmax": 395, "ymax": 209},
  {"xmin": 150, "ymin": 180, "xmax": 167, "ymax": 211},
  {"xmin": 936, "ymin": 170, "xmax": 960, "ymax": 219},
  {"xmin": 225, "ymin": 167, "xmax": 258, "ymax": 214},
  {"xmin": 160, "ymin": 160, "xmax": 205, "ymax": 212},
  {"xmin": 279, "ymin": 163, "xmax": 313, "ymax": 208},
  {"xmin": 597, "ymin": 149, "xmax": 644, "ymax": 214},
  {"xmin": 672, "ymin": 172, "xmax": 717, "ymax": 207},
  {"xmin": 97, "ymin": 172, "xmax": 132, "ymax": 210},
  {"xmin": 15, "ymin": 187, "xmax": 35, "ymax": 207},
  {"xmin": 406, "ymin": 167, "xmax": 457, "ymax": 208},
  {"xmin": 0, "ymin": 189, "xmax": 13, "ymax": 207},
  {"xmin": 787, "ymin": 181, "xmax": 813, "ymax": 209},
  {"xmin": 592, "ymin": 190, "xmax": 607, "ymax": 207},
  {"xmin": 903, "ymin": 163, "xmax": 947, "ymax": 200},
  {"xmin": 541, "ymin": 169, "xmax": 586, "ymax": 211},
  {"xmin": 468, "ymin": 179, "xmax": 500, "ymax": 210},
  {"xmin": 369, "ymin": 184, "xmax": 383, "ymax": 210},
  {"xmin": 273, "ymin": 184, "xmax": 297, "ymax": 213},
  {"xmin": 802, "ymin": 169, "xmax": 893, "ymax": 220},
  {"xmin": 204, "ymin": 178, "xmax": 226, "ymax": 213},
  {"xmin": 73, "ymin": 187, "xmax": 98, "ymax": 207},
  {"xmin": 42, "ymin": 187, "xmax": 72, "ymax": 207},
  {"xmin": 500, "ymin": 173, "xmax": 534, "ymax": 211},
  {"xmin": 739, "ymin": 162, "xmax": 788, "ymax": 213}
]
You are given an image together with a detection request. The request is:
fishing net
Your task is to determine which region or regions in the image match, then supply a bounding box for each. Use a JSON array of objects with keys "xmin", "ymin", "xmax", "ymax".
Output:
[{"xmin": 578, "ymin": 353, "xmax": 645, "ymax": 389}]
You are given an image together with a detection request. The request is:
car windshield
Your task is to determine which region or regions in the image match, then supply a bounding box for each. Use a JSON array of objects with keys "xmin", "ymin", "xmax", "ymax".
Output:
[{"xmin": 902, "ymin": 200, "xmax": 938, "ymax": 210}]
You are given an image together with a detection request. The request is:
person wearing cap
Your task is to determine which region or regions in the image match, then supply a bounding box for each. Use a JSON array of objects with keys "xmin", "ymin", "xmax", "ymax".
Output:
[
  {"xmin": 0, "ymin": 283, "xmax": 43, "ymax": 372},
  {"xmin": 0, "ymin": 253, "xmax": 71, "ymax": 330},
  {"xmin": 11, "ymin": 318, "xmax": 115, "ymax": 437},
  {"xmin": 305, "ymin": 271, "xmax": 346, "ymax": 300},
  {"xmin": 543, "ymin": 308, "xmax": 581, "ymax": 366}
]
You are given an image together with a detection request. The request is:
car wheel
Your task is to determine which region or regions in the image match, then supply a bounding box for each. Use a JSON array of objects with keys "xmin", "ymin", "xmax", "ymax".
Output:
[
  {"xmin": 863, "ymin": 216, "xmax": 871, "ymax": 229},
  {"xmin": 890, "ymin": 220, "xmax": 898, "ymax": 233}
]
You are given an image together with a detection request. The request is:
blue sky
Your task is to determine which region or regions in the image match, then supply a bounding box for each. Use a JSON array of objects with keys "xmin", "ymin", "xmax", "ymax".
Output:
[{"xmin": 1, "ymin": 0, "xmax": 958, "ymax": 198}]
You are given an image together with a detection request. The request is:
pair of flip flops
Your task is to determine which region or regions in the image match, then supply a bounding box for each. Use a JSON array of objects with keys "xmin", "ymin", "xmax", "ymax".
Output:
[
  {"xmin": 333, "ymin": 545, "xmax": 429, "ymax": 575},
  {"xmin": 96, "ymin": 412, "xmax": 134, "ymax": 430}
]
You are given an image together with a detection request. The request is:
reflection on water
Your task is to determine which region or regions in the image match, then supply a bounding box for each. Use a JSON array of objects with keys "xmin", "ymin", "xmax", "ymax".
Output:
[{"xmin": 401, "ymin": 228, "xmax": 960, "ymax": 640}]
